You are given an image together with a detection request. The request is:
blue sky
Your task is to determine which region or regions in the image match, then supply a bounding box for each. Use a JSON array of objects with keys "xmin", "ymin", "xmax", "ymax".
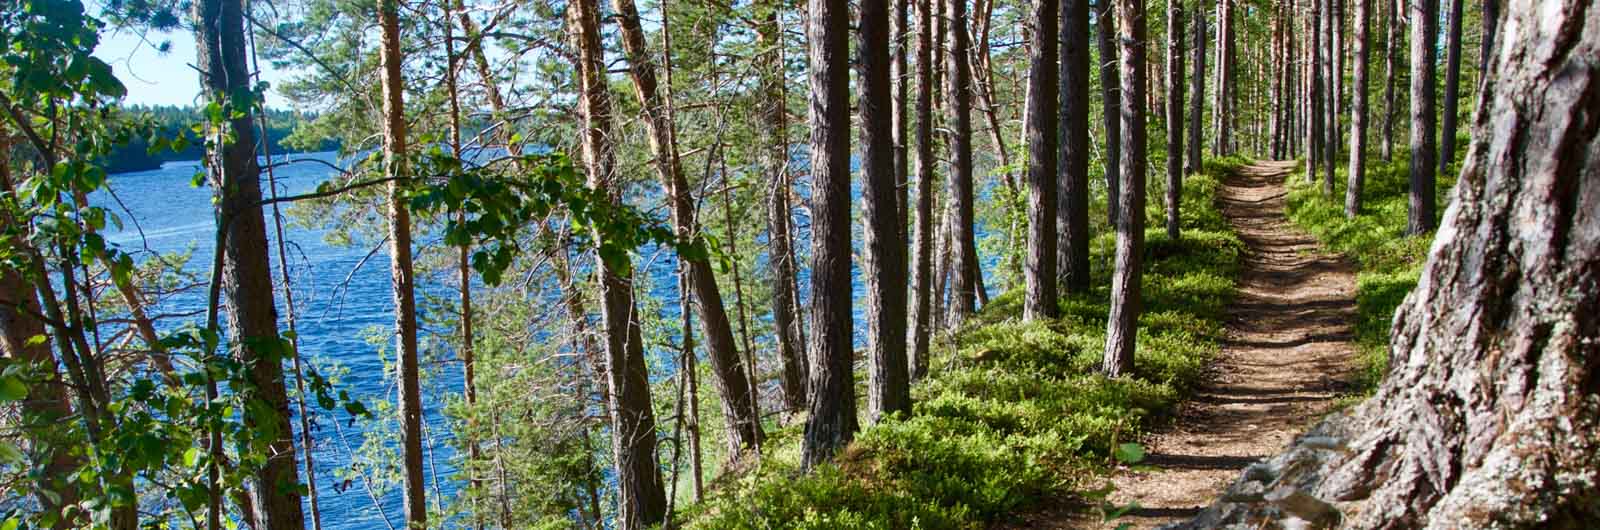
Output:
[{"xmin": 94, "ymin": 27, "xmax": 292, "ymax": 108}]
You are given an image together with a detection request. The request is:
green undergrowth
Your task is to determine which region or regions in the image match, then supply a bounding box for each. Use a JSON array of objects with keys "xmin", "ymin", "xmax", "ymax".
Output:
[
  {"xmin": 680, "ymin": 159, "xmax": 1246, "ymax": 529},
  {"xmin": 1283, "ymin": 150, "xmax": 1455, "ymax": 393}
]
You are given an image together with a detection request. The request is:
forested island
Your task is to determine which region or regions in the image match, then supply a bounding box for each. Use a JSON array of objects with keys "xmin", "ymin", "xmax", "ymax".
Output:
[
  {"xmin": 102, "ymin": 105, "xmax": 338, "ymax": 173},
  {"xmin": 1, "ymin": 0, "xmax": 1595, "ymax": 528}
]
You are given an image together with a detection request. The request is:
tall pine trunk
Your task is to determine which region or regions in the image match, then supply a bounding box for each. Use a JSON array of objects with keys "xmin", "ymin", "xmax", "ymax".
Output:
[
  {"xmin": 757, "ymin": 7, "xmax": 805, "ymax": 414},
  {"xmin": 1165, "ymin": 0, "xmax": 1184, "ymax": 240},
  {"xmin": 1057, "ymin": 0, "xmax": 1092, "ymax": 295},
  {"xmin": 567, "ymin": 0, "xmax": 667, "ymax": 524},
  {"xmin": 1102, "ymin": 0, "xmax": 1146, "ymax": 378},
  {"xmin": 1437, "ymin": 0, "xmax": 1464, "ymax": 175},
  {"xmin": 946, "ymin": 0, "xmax": 979, "ymax": 323},
  {"xmin": 377, "ymin": 1, "xmax": 427, "ymax": 525},
  {"xmin": 1187, "ymin": 8, "xmax": 1205, "ymax": 173},
  {"xmin": 800, "ymin": 0, "xmax": 859, "ymax": 469},
  {"xmin": 1380, "ymin": 0, "xmax": 1398, "ymax": 160},
  {"xmin": 1096, "ymin": 0, "xmax": 1122, "ymax": 225},
  {"xmin": 1344, "ymin": 0, "xmax": 1370, "ymax": 216},
  {"xmin": 192, "ymin": 0, "xmax": 304, "ymax": 526},
  {"xmin": 1024, "ymin": 0, "xmax": 1059, "ymax": 320},
  {"xmin": 1183, "ymin": 4, "xmax": 1600, "ymax": 523},
  {"xmin": 610, "ymin": 0, "xmax": 764, "ymax": 457},
  {"xmin": 910, "ymin": 0, "xmax": 938, "ymax": 379},
  {"xmin": 859, "ymin": 0, "xmax": 911, "ymax": 421},
  {"xmin": 1406, "ymin": 0, "xmax": 1438, "ymax": 234}
]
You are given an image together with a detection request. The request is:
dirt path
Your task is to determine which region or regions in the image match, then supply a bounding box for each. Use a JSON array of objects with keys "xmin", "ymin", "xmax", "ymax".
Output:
[{"xmin": 1098, "ymin": 161, "xmax": 1360, "ymax": 528}]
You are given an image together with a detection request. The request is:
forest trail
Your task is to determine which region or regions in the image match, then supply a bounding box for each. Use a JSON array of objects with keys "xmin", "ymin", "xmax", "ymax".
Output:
[{"xmin": 1090, "ymin": 161, "xmax": 1360, "ymax": 528}]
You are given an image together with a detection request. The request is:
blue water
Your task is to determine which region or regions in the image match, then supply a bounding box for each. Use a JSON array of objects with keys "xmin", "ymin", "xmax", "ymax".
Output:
[{"xmin": 99, "ymin": 151, "xmax": 1002, "ymax": 529}]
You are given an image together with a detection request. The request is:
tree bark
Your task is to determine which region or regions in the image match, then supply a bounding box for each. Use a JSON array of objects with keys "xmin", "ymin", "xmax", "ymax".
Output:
[
  {"xmin": 377, "ymin": 1, "xmax": 427, "ymax": 526},
  {"xmin": 1345, "ymin": 0, "xmax": 1370, "ymax": 217},
  {"xmin": 1187, "ymin": 7, "xmax": 1205, "ymax": 173},
  {"xmin": 894, "ymin": 0, "xmax": 911, "ymax": 246},
  {"xmin": 1102, "ymin": 0, "xmax": 1146, "ymax": 378},
  {"xmin": 1057, "ymin": 0, "xmax": 1092, "ymax": 295},
  {"xmin": 1437, "ymin": 0, "xmax": 1464, "ymax": 175},
  {"xmin": 801, "ymin": 0, "xmax": 859, "ymax": 469},
  {"xmin": 1321, "ymin": 0, "xmax": 1336, "ymax": 194},
  {"xmin": 610, "ymin": 0, "xmax": 764, "ymax": 458},
  {"xmin": 1096, "ymin": 0, "xmax": 1122, "ymax": 225},
  {"xmin": 859, "ymin": 0, "xmax": 911, "ymax": 421},
  {"xmin": 193, "ymin": 0, "xmax": 304, "ymax": 526},
  {"xmin": 910, "ymin": 0, "xmax": 937, "ymax": 381},
  {"xmin": 1306, "ymin": 0, "xmax": 1325, "ymax": 186},
  {"xmin": 946, "ymin": 0, "xmax": 979, "ymax": 324},
  {"xmin": 1165, "ymin": 0, "xmax": 1184, "ymax": 240},
  {"xmin": 1476, "ymin": 0, "xmax": 1497, "ymax": 76},
  {"xmin": 1182, "ymin": 5, "xmax": 1600, "ymax": 524},
  {"xmin": 1213, "ymin": 0, "xmax": 1232, "ymax": 156},
  {"xmin": 567, "ymin": 0, "xmax": 667, "ymax": 524},
  {"xmin": 757, "ymin": 7, "xmax": 805, "ymax": 414},
  {"xmin": 1406, "ymin": 0, "xmax": 1438, "ymax": 234},
  {"xmin": 1024, "ymin": 0, "xmax": 1059, "ymax": 320}
]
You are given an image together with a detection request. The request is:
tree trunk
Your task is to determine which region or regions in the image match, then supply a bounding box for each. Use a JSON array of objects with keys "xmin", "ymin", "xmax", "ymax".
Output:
[
  {"xmin": 1321, "ymin": 0, "xmax": 1336, "ymax": 195},
  {"xmin": 1096, "ymin": 0, "xmax": 1122, "ymax": 225},
  {"xmin": 1024, "ymin": 0, "xmax": 1059, "ymax": 320},
  {"xmin": 801, "ymin": 0, "xmax": 859, "ymax": 469},
  {"xmin": 192, "ymin": 0, "xmax": 304, "ymax": 527},
  {"xmin": 757, "ymin": 8, "xmax": 805, "ymax": 414},
  {"xmin": 1165, "ymin": 0, "xmax": 1184, "ymax": 240},
  {"xmin": 1306, "ymin": 0, "xmax": 1325, "ymax": 186},
  {"xmin": 1380, "ymin": 0, "xmax": 1398, "ymax": 160},
  {"xmin": 0, "ymin": 169, "xmax": 80, "ymax": 529},
  {"xmin": 910, "ymin": 0, "xmax": 937, "ymax": 381},
  {"xmin": 946, "ymin": 0, "xmax": 979, "ymax": 324},
  {"xmin": 1213, "ymin": 0, "xmax": 1232, "ymax": 156},
  {"xmin": 377, "ymin": 1, "xmax": 427, "ymax": 526},
  {"xmin": 1181, "ymin": 6, "xmax": 1600, "ymax": 524},
  {"xmin": 1057, "ymin": 0, "xmax": 1092, "ymax": 295},
  {"xmin": 567, "ymin": 0, "xmax": 667, "ymax": 524},
  {"xmin": 1437, "ymin": 0, "xmax": 1464, "ymax": 175},
  {"xmin": 1345, "ymin": 0, "xmax": 1370, "ymax": 217},
  {"xmin": 1187, "ymin": 7, "xmax": 1205, "ymax": 174},
  {"xmin": 1406, "ymin": 0, "xmax": 1438, "ymax": 235},
  {"xmin": 1476, "ymin": 0, "xmax": 1497, "ymax": 76},
  {"xmin": 1329, "ymin": 0, "xmax": 1343, "ymax": 160},
  {"xmin": 859, "ymin": 0, "xmax": 911, "ymax": 422},
  {"xmin": 1102, "ymin": 0, "xmax": 1146, "ymax": 378},
  {"xmin": 610, "ymin": 0, "xmax": 764, "ymax": 458},
  {"xmin": 894, "ymin": 0, "xmax": 911, "ymax": 246}
]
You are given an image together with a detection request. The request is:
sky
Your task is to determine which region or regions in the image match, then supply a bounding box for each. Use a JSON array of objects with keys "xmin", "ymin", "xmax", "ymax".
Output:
[{"xmin": 94, "ymin": 27, "xmax": 293, "ymax": 108}]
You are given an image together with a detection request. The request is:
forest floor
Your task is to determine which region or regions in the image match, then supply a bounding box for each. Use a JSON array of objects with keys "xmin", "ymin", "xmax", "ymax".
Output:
[{"xmin": 1041, "ymin": 160, "xmax": 1361, "ymax": 529}]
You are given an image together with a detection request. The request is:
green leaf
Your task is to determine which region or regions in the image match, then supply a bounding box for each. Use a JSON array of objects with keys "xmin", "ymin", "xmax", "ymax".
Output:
[
  {"xmin": 1113, "ymin": 442, "xmax": 1145, "ymax": 465},
  {"xmin": 0, "ymin": 376, "xmax": 27, "ymax": 402},
  {"xmin": 0, "ymin": 441, "xmax": 21, "ymax": 464},
  {"xmin": 183, "ymin": 447, "xmax": 202, "ymax": 467}
]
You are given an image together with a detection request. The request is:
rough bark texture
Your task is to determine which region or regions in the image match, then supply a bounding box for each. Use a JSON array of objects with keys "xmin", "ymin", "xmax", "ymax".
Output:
[
  {"xmin": 1165, "ymin": 0, "xmax": 1184, "ymax": 241},
  {"xmin": 610, "ymin": 0, "xmax": 764, "ymax": 456},
  {"xmin": 568, "ymin": 0, "xmax": 667, "ymax": 524},
  {"xmin": 1057, "ymin": 0, "xmax": 1091, "ymax": 295},
  {"xmin": 377, "ymin": 1, "xmax": 427, "ymax": 525},
  {"xmin": 1437, "ymin": 0, "xmax": 1465, "ymax": 175},
  {"xmin": 1024, "ymin": 0, "xmax": 1058, "ymax": 321},
  {"xmin": 894, "ymin": 0, "xmax": 911, "ymax": 246},
  {"xmin": 859, "ymin": 0, "xmax": 911, "ymax": 421},
  {"xmin": 1102, "ymin": 0, "xmax": 1146, "ymax": 378},
  {"xmin": 1477, "ymin": 0, "xmax": 1497, "ymax": 76},
  {"xmin": 1175, "ymin": 2, "xmax": 1600, "ymax": 526},
  {"xmin": 1096, "ymin": 0, "xmax": 1122, "ymax": 225},
  {"xmin": 1188, "ymin": 8, "xmax": 1206, "ymax": 174},
  {"xmin": 946, "ymin": 0, "xmax": 978, "ymax": 323},
  {"xmin": 1213, "ymin": 0, "xmax": 1233, "ymax": 156},
  {"xmin": 758, "ymin": 8, "xmax": 805, "ymax": 414},
  {"xmin": 1306, "ymin": 0, "xmax": 1325, "ymax": 186},
  {"xmin": 910, "ymin": 0, "xmax": 937, "ymax": 380},
  {"xmin": 1345, "ymin": 0, "xmax": 1370, "ymax": 217},
  {"xmin": 1406, "ymin": 0, "xmax": 1438, "ymax": 234},
  {"xmin": 193, "ymin": 0, "xmax": 305, "ymax": 526},
  {"xmin": 1320, "ymin": 0, "xmax": 1336, "ymax": 195},
  {"xmin": 801, "ymin": 0, "xmax": 859, "ymax": 469}
]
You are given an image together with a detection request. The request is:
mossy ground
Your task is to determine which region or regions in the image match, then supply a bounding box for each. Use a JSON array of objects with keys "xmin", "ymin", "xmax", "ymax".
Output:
[{"xmin": 680, "ymin": 159, "xmax": 1249, "ymax": 529}]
